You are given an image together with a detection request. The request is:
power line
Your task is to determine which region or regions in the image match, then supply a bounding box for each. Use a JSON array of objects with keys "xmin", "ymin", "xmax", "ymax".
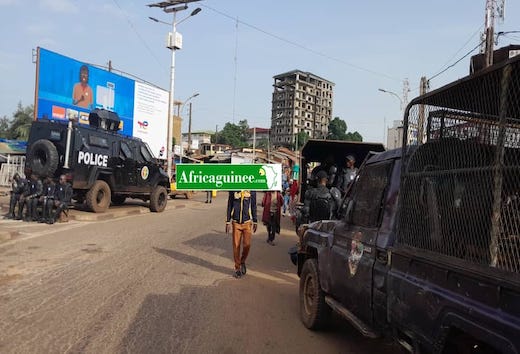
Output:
[
  {"xmin": 428, "ymin": 40, "xmax": 484, "ymax": 82},
  {"xmin": 111, "ymin": 0, "xmax": 166, "ymax": 74},
  {"xmin": 433, "ymin": 25, "xmax": 484, "ymax": 74},
  {"xmin": 200, "ymin": 4, "xmax": 402, "ymax": 82}
]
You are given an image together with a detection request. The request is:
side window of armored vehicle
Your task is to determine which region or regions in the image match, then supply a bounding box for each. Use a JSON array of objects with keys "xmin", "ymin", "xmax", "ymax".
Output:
[
  {"xmin": 349, "ymin": 161, "xmax": 393, "ymax": 227},
  {"xmin": 120, "ymin": 142, "xmax": 133, "ymax": 160},
  {"xmin": 133, "ymin": 142, "xmax": 145, "ymax": 164},
  {"xmin": 140, "ymin": 144, "xmax": 153, "ymax": 163},
  {"xmin": 89, "ymin": 135, "xmax": 109, "ymax": 149},
  {"xmin": 50, "ymin": 130, "xmax": 62, "ymax": 141}
]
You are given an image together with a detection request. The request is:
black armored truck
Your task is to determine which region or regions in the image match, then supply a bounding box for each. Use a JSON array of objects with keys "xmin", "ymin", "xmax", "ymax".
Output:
[
  {"xmin": 293, "ymin": 55, "xmax": 520, "ymax": 353},
  {"xmin": 25, "ymin": 109, "xmax": 170, "ymax": 213}
]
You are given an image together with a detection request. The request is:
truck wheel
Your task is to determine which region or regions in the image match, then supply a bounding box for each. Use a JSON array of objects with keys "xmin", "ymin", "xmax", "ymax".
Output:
[
  {"xmin": 86, "ymin": 180, "xmax": 111, "ymax": 213},
  {"xmin": 27, "ymin": 139, "xmax": 59, "ymax": 177},
  {"xmin": 300, "ymin": 258, "xmax": 330, "ymax": 330},
  {"xmin": 150, "ymin": 186, "xmax": 167, "ymax": 212},
  {"xmin": 111, "ymin": 195, "xmax": 126, "ymax": 206}
]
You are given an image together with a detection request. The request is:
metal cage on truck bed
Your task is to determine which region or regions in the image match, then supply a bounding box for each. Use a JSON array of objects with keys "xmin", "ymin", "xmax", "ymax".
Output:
[{"xmin": 397, "ymin": 55, "xmax": 520, "ymax": 281}]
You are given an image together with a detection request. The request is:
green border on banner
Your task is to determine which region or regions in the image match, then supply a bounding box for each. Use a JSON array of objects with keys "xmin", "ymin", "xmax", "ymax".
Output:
[{"xmin": 176, "ymin": 164, "xmax": 282, "ymax": 191}]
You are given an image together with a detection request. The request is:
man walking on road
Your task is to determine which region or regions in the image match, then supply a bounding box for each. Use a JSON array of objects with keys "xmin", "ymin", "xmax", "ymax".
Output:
[{"xmin": 225, "ymin": 190, "xmax": 258, "ymax": 278}]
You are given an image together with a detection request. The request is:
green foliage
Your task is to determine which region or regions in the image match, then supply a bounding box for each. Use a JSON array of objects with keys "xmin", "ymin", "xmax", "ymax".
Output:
[
  {"xmin": 328, "ymin": 117, "xmax": 347, "ymax": 140},
  {"xmin": 345, "ymin": 131, "xmax": 363, "ymax": 142},
  {"xmin": 0, "ymin": 116, "xmax": 9, "ymax": 139},
  {"xmin": 294, "ymin": 131, "xmax": 309, "ymax": 150},
  {"xmin": 327, "ymin": 116, "xmax": 363, "ymax": 142},
  {"xmin": 1, "ymin": 102, "xmax": 34, "ymax": 140},
  {"xmin": 255, "ymin": 138, "xmax": 269, "ymax": 149},
  {"xmin": 216, "ymin": 120, "xmax": 251, "ymax": 148}
]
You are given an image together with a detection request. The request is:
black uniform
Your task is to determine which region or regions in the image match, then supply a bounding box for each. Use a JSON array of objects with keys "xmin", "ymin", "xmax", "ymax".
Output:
[
  {"xmin": 303, "ymin": 184, "xmax": 335, "ymax": 223},
  {"xmin": 16, "ymin": 178, "xmax": 31, "ymax": 220},
  {"xmin": 26, "ymin": 178, "xmax": 44, "ymax": 221},
  {"xmin": 7, "ymin": 175, "xmax": 26, "ymax": 219},
  {"xmin": 40, "ymin": 180, "xmax": 57, "ymax": 222},
  {"xmin": 48, "ymin": 182, "xmax": 72, "ymax": 224}
]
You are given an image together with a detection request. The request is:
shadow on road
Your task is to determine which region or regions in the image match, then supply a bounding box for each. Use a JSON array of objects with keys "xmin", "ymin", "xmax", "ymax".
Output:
[{"xmin": 153, "ymin": 246, "xmax": 231, "ymax": 277}]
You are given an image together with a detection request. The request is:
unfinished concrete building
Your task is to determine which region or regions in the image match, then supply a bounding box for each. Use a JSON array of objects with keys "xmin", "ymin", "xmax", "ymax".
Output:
[{"xmin": 270, "ymin": 70, "xmax": 334, "ymax": 147}]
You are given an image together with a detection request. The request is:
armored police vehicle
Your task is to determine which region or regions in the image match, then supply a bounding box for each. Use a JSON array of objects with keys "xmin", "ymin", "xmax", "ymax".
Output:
[{"xmin": 25, "ymin": 109, "xmax": 170, "ymax": 213}]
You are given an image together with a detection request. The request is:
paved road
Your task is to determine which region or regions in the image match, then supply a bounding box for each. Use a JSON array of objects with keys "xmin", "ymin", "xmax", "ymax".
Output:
[{"xmin": 0, "ymin": 193, "xmax": 399, "ymax": 354}]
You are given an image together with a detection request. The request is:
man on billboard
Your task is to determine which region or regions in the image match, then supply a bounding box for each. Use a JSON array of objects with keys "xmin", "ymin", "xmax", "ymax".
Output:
[{"xmin": 72, "ymin": 65, "xmax": 94, "ymax": 109}]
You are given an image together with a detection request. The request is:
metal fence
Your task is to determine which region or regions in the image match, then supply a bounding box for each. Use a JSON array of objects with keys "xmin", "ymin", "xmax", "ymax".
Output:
[
  {"xmin": 0, "ymin": 155, "xmax": 26, "ymax": 186},
  {"xmin": 397, "ymin": 56, "xmax": 520, "ymax": 275}
]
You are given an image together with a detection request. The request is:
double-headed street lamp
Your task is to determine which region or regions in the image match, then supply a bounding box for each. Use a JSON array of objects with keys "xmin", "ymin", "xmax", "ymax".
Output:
[{"xmin": 148, "ymin": 0, "xmax": 201, "ymax": 179}]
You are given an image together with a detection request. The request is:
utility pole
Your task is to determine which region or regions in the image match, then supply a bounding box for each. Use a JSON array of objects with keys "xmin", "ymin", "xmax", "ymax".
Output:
[
  {"xmin": 417, "ymin": 76, "xmax": 429, "ymax": 144},
  {"xmin": 484, "ymin": 0, "xmax": 496, "ymax": 67},
  {"xmin": 187, "ymin": 102, "xmax": 192, "ymax": 154},
  {"xmin": 402, "ymin": 78, "xmax": 410, "ymax": 112},
  {"xmin": 482, "ymin": 0, "xmax": 506, "ymax": 68}
]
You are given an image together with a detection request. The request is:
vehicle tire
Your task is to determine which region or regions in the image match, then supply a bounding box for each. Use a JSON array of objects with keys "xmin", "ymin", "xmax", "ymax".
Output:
[
  {"xmin": 150, "ymin": 185, "xmax": 167, "ymax": 212},
  {"xmin": 300, "ymin": 258, "xmax": 330, "ymax": 330},
  {"xmin": 111, "ymin": 195, "xmax": 126, "ymax": 206},
  {"xmin": 27, "ymin": 139, "xmax": 59, "ymax": 177},
  {"xmin": 86, "ymin": 180, "xmax": 111, "ymax": 213}
]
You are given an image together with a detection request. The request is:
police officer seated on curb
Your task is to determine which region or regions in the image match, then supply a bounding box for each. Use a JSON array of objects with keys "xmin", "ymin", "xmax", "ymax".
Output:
[
  {"xmin": 45, "ymin": 175, "xmax": 72, "ymax": 225},
  {"xmin": 5, "ymin": 173, "xmax": 26, "ymax": 219},
  {"xmin": 18, "ymin": 174, "xmax": 43, "ymax": 221},
  {"xmin": 39, "ymin": 177, "xmax": 57, "ymax": 223}
]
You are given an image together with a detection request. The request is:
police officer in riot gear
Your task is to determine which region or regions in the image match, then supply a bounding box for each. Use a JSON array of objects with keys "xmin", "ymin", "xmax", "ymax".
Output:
[
  {"xmin": 48, "ymin": 175, "xmax": 72, "ymax": 224},
  {"xmin": 25, "ymin": 174, "xmax": 44, "ymax": 221},
  {"xmin": 6, "ymin": 173, "xmax": 26, "ymax": 219},
  {"xmin": 303, "ymin": 170, "xmax": 336, "ymax": 223},
  {"xmin": 16, "ymin": 175, "xmax": 31, "ymax": 220},
  {"xmin": 39, "ymin": 177, "xmax": 57, "ymax": 223},
  {"xmin": 337, "ymin": 154, "xmax": 358, "ymax": 195}
]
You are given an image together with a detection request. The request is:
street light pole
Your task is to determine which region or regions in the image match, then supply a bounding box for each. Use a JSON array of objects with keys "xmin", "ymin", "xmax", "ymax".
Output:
[
  {"xmin": 167, "ymin": 11, "xmax": 177, "ymax": 179},
  {"xmin": 148, "ymin": 0, "xmax": 201, "ymax": 179},
  {"xmin": 378, "ymin": 88, "xmax": 404, "ymax": 112}
]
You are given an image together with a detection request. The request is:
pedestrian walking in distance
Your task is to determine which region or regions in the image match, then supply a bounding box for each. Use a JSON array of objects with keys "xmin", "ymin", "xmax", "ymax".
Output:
[
  {"xmin": 225, "ymin": 190, "xmax": 258, "ymax": 278},
  {"xmin": 205, "ymin": 190, "xmax": 213, "ymax": 203},
  {"xmin": 261, "ymin": 191, "xmax": 283, "ymax": 245}
]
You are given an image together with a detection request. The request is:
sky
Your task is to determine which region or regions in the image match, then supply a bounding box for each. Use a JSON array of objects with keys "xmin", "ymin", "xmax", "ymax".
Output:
[{"xmin": 0, "ymin": 0, "xmax": 519, "ymax": 144}]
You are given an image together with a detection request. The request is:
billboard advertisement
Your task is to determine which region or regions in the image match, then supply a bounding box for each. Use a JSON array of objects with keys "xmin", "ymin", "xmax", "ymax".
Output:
[{"xmin": 35, "ymin": 47, "xmax": 168, "ymax": 158}]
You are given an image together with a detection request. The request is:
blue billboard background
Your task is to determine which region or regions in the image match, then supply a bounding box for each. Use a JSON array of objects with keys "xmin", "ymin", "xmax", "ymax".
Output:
[{"xmin": 36, "ymin": 47, "xmax": 135, "ymax": 137}]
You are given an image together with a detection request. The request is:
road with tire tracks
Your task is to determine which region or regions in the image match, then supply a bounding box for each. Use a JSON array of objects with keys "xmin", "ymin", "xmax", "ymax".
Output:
[{"xmin": 0, "ymin": 193, "xmax": 399, "ymax": 353}]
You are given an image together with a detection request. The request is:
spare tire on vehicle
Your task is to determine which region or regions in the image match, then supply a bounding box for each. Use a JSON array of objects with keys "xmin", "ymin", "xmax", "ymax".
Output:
[{"xmin": 26, "ymin": 139, "xmax": 59, "ymax": 177}]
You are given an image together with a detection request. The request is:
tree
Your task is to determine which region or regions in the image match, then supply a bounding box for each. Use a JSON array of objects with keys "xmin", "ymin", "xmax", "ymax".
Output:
[
  {"xmin": 345, "ymin": 131, "xmax": 363, "ymax": 142},
  {"xmin": 294, "ymin": 131, "xmax": 309, "ymax": 150},
  {"xmin": 0, "ymin": 116, "xmax": 9, "ymax": 139},
  {"xmin": 9, "ymin": 102, "xmax": 33, "ymax": 140},
  {"xmin": 255, "ymin": 138, "xmax": 269, "ymax": 149},
  {"xmin": 328, "ymin": 117, "xmax": 347, "ymax": 140},
  {"xmin": 216, "ymin": 120, "xmax": 250, "ymax": 148},
  {"xmin": 327, "ymin": 116, "xmax": 363, "ymax": 142}
]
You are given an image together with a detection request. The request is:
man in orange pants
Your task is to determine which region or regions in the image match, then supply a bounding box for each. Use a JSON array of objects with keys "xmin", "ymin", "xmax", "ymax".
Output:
[{"xmin": 225, "ymin": 190, "xmax": 258, "ymax": 278}]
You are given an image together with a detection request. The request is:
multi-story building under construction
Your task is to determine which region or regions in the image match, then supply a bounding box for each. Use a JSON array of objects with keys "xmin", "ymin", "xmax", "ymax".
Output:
[{"xmin": 270, "ymin": 70, "xmax": 334, "ymax": 147}]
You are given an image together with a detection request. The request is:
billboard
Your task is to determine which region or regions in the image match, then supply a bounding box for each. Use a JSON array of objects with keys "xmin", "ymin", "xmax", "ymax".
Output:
[{"xmin": 35, "ymin": 47, "xmax": 169, "ymax": 158}]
